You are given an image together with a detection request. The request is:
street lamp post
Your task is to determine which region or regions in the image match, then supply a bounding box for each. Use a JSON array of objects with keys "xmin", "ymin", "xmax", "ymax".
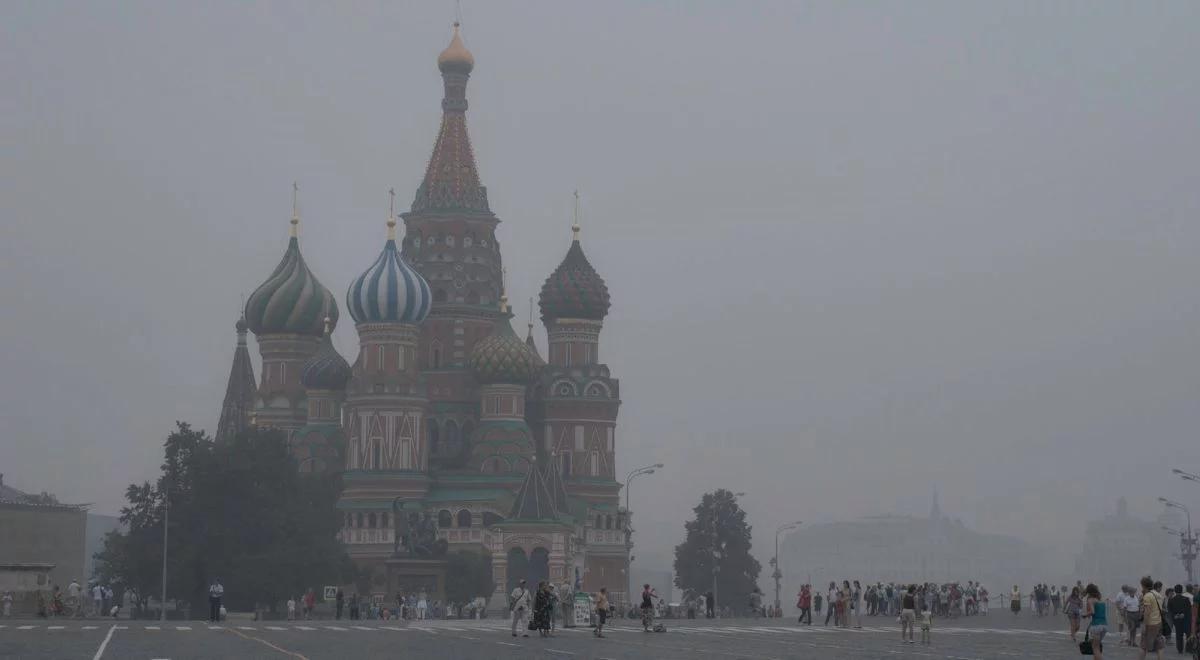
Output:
[
  {"xmin": 711, "ymin": 491, "xmax": 745, "ymax": 620},
  {"xmin": 1172, "ymin": 468, "xmax": 1200, "ymax": 483},
  {"xmin": 160, "ymin": 485, "xmax": 169, "ymax": 621},
  {"xmin": 624, "ymin": 464, "xmax": 663, "ymax": 609},
  {"xmin": 1159, "ymin": 497, "xmax": 1197, "ymax": 583},
  {"xmin": 772, "ymin": 521, "xmax": 802, "ymax": 614}
]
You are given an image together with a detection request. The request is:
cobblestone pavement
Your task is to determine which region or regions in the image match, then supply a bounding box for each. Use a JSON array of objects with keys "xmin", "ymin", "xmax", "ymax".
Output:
[{"xmin": 0, "ymin": 613, "xmax": 1143, "ymax": 659}]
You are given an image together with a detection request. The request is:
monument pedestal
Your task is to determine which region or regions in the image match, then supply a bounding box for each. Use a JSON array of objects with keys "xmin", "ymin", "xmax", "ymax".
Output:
[{"xmin": 385, "ymin": 557, "xmax": 448, "ymax": 602}]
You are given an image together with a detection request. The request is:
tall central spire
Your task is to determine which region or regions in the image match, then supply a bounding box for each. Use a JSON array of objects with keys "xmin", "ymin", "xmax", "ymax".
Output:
[{"xmin": 412, "ymin": 22, "xmax": 490, "ymax": 214}]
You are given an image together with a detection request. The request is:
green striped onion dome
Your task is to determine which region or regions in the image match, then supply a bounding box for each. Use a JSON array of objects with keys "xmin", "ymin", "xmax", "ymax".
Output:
[{"xmin": 245, "ymin": 237, "xmax": 338, "ymax": 336}]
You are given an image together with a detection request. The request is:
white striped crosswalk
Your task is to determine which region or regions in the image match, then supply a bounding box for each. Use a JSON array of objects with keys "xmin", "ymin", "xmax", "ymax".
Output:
[{"xmin": 0, "ymin": 620, "xmax": 1070, "ymax": 641}]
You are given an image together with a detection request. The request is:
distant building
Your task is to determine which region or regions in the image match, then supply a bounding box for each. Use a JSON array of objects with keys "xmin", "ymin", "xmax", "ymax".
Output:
[
  {"xmin": 1073, "ymin": 497, "xmax": 1178, "ymax": 593},
  {"xmin": 779, "ymin": 493, "xmax": 1046, "ymax": 596},
  {"xmin": 0, "ymin": 473, "xmax": 88, "ymax": 590}
]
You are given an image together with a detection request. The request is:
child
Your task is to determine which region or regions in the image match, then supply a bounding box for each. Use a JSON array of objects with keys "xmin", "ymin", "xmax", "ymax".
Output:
[{"xmin": 920, "ymin": 610, "xmax": 932, "ymax": 645}]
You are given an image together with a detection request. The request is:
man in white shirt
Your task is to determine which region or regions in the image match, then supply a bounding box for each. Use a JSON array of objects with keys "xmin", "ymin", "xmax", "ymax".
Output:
[
  {"xmin": 510, "ymin": 579, "xmax": 531, "ymax": 637},
  {"xmin": 67, "ymin": 580, "xmax": 82, "ymax": 618},
  {"xmin": 208, "ymin": 579, "xmax": 224, "ymax": 623},
  {"xmin": 92, "ymin": 584, "xmax": 103, "ymax": 617}
]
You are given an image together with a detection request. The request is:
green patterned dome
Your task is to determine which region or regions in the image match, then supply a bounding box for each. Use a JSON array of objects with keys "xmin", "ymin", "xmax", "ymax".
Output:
[
  {"xmin": 470, "ymin": 311, "xmax": 540, "ymax": 384},
  {"xmin": 245, "ymin": 236, "xmax": 338, "ymax": 336}
]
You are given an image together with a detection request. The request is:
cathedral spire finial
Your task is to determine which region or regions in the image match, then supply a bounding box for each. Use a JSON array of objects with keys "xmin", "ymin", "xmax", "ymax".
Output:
[
  {"xmin": 499, "ymin": 267, "xmax": 509, "ymax": 313},
  {"xmin": 572, "ymin": 190, "xmax": 581, "ymax": 240},
  {"xmin": 387, "ymin": 187, "xmax": 397, "ymax": 240},
  {"xmin": 323, "ymin": 315, "xmax": 332, "ymax": 337},
  {"xmin": 290, "ymin": 181, "xmax": 300, "ymax": 237}
]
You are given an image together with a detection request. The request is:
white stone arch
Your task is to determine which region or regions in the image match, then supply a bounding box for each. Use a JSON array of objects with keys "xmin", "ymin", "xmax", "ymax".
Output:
[
  {"xmin": 583, "ymin": 380, "xmax": 612, "ymax": 398},
  {"xmin": 550, "ymin": 379, "xmax": 578, "ymax": 397}
]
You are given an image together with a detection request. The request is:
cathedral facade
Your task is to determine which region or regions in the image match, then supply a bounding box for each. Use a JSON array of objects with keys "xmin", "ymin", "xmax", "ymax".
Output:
[{"xmin": 216, "ymin": 25, "xmax": 627, "ymax": 607}]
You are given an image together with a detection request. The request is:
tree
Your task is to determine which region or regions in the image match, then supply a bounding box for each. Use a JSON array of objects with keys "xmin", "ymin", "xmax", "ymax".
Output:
[
  {"xmin": 673, "ymin": 489, "xmax": 761, "ymax": 614},
  {"xmin": 94, "ymin": 422, "xmax": 351, "ymax": 615},
  {"xmin": 444, "ymin": 549, "xmax": 494, "ymax": 604}
]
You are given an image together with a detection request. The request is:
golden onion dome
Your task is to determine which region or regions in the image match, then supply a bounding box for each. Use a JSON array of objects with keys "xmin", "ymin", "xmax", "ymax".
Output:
[{"xmin": 437, "ymin": 22, "xmax": 474, "ymax": 74}]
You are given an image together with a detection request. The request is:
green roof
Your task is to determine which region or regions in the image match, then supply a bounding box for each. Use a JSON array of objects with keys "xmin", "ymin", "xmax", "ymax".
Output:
[{"xmin": 424, "ymin": 488, "xmax": 512, "ymax": 503}]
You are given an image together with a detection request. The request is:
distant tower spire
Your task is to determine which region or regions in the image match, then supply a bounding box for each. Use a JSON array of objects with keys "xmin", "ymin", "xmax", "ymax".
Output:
[
  {"xmin": 931, "ymin": 488, "xmax": 942, "ymax": 520},
  {"xmin": 217, "ymin": 311, "xmax": 258, "ymax": 443},
  {"xmin": 387, "ymin": 187, "xmax": 397, "ymax": 240},
  {"xmin": 290, "ymin": 181, "xmax": 300, "ymax": 237},
  {"xmin": 572, "ymin": 190, "xmax": 581, "ymax": 240}
]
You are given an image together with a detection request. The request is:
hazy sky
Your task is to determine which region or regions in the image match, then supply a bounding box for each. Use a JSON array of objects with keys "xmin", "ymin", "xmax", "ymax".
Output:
[{"xmin": 3, "ymin": 1, "xmax": 1198, "ymax": 575}]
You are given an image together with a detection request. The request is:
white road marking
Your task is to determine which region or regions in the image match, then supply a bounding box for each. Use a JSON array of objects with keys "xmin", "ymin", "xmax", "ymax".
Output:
[
  {"xmin": 17, "ymin": 625, "xmax": 36, "ymax": 630},
  {"xmin": 91, "ymin": 624, "xmax": 117, "ymax": 660},
  {"xmin": 546, "ymin": 650, "xmax": 578, "ymax": 656},
  {"xmin": 324, "ymin": 625, "xmax": 348, "ymax": 631},
  {"xmin": 175, "ymin": 626, "xmax": 191, "ymax": 631},
  {"xmin": 48, "ymin": 625, "xmax": 65, "ymax": 630},
  {"xmin": 144, "ymin": 626, "xmax": 160, "ymax": 630},
  {"xmin": 265, "ymin": 626, "xmax": 286, "ymax": 631},
  {"xmin": 82, "ymin": 625, "xmax": 99, "ymax": 630},
  {"xmin": 382, "ymin": 626, "xmax": 408, "ymax": 631},
  {"xmin": 236, "ymin": 626, "xmax": 256, "ymax": 631},
  {"xmin": 207, "ymin": 626, "xmax": 222, "ymax": 630},
  {"xmin": 497, "ymin": 641, "xmax": 519, "ymax": 646},
  {"xmin": 296, "ymin": 625, "xmax": 317, "ymax": 630},
  {"xmin": 351, "ymin": 625, "xmax": 374, "ymax": 631},
  {"xmin": 418, "ymin": 627, "xmax": 437, "ymax": 634}
]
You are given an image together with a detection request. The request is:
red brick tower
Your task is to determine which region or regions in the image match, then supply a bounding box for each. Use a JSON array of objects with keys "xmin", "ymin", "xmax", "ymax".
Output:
[
  {"xmin": 533, "ymin": 221, "xmax": 624, "ymax": 597},
  {"xmin": 400, "ymin": 23, "xmax": 500, "ymax": 470}
]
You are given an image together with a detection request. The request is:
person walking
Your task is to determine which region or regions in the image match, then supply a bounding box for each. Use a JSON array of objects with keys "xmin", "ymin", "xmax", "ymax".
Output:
[
  {"xmin": 1084, "ymin": 584, "xmax": 1108, "ymax": 660},
  {"xmin": 839, "ymin": 581, "xmax": 852, "ymax": 628},
  {"xmin": 1125, "ymin": 585, "xmax": 1145, "ymax": 647},
  {"xmin": 510, "ymin": 579, "xmax": 531, "ymax": 637},
  {"xmin": 853, "ymin": 580, "xmax": 863, "ymax": 628},
  {"xmin": 2, "ymin": 591, "xmax": 12, "ymax": 618},
  {"xmin": 1138, "ymin": 576, "xmax": 1165, "ymax": 660},
  {"xmin": 208, "ymin": 578, "xmax": 224, "ymax": 623},
  {"xmin": 559, "ymin": 581, "xmax": 575, "ymax": 628},
  {"xmin": 594, "ymin": 588, "xmax": 609, "ymax": 638},
  {"xmin": 303, "ymin": 588, "xmax": 316, "ymax": 620},
  {"xmin": 797, "ymin": 585, "xmax": 812, "ymax": 625},
  {"xmin": 1010, "ymin": 585, "xmax": 1021, "ymax": 615},
  {"xmin": 825, "ymin": 582, "xmax": 838, "ymax": 626},
  {"xmin": 900, "ymin": 584, "xmax": 917, "ymax": 644},
  {"xmin": 1167, "ymin": 584, "xmax": 1190, "ymax": 654},
  {"xmin": 533, "ymin": 582, "xmax": 553, "ymax": 637},
  {"xmin": 1065, "ymin": 586, "xmax": 1084, "ymax": 642}
]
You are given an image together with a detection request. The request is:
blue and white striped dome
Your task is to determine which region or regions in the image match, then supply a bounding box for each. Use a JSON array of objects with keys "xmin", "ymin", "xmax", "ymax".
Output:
[{"xmin": 346, "ymin": 238, "xmax": 432, "ymax": 324}]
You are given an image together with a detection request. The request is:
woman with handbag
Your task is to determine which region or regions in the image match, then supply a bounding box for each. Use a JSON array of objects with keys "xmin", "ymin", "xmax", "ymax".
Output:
[{"xmin": 1083, "ymin": 583, "xmax": 1108, "ymax": 659}]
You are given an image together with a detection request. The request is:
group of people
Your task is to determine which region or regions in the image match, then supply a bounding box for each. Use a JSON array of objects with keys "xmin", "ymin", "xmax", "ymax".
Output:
[
  {"xmin": 507, "ymin": 579, "xmax": 564, "ymax": 638},
  {"xmin": 1051, "ymin": 577, "xmax": 1200, "ymax": 660},
  {"xmin": 791, "ymin": 580, "xmax": 989, "ymax": 629},
  {"xmin": 24, "ymin": 579, "xmax": 120, "ymax": 619}
]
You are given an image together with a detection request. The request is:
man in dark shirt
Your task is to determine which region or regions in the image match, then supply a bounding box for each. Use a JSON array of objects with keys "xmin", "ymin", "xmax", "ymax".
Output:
[{"xmin": 1166, "ymin": 584, "xmax": 1191, "ymax": 654}]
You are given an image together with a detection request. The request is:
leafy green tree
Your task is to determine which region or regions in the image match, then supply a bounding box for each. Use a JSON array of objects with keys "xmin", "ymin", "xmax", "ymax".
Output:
[
  {"xmin": 444, "ymin": 549, "xmax": 494, "ymax": 604},
  {"xmin": 94, "ymin": 422, "xmax": 351, "ymax": 615},
  {"xmin": 673, "ymin": 489, "xmax": 761, "ymax": 614}
]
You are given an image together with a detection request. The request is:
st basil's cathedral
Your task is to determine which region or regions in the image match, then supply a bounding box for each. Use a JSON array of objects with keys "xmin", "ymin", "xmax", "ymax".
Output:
[{"xmin": 214, "ymin": 25, "xmax": 627, "ymax": 608}]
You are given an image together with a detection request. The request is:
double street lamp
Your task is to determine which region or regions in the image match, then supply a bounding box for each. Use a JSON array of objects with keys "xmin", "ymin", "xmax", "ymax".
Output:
[
  {"xmin": 625, "ymin": 464, "xmax": 663, "ymax": 609},
  {"xmin": 1159, "ymin": 496, "xmax": 1197, "ymax": 583},
  {"xmin": 772, "ymin": 521, "xmax": 802, "ymax": 614}
]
